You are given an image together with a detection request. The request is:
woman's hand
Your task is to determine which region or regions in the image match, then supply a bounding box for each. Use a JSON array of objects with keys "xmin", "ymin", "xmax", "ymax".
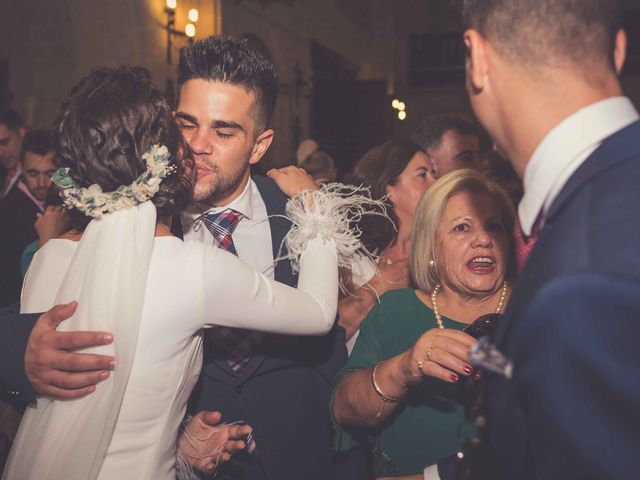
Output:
[
  {"xmin": 35, "ymin": 206, "xmax": 70, "ymax": 247},
  {"xmin": 400, "ymin": 328, "xmax": 477, "ymax": 384},
  {"xmin": 178, "ymin": 410, "xmax": 252, "ymax": 475},
  {"xmin": 267, "ymin": 165, "xmax": 319, "ymax": 198}
]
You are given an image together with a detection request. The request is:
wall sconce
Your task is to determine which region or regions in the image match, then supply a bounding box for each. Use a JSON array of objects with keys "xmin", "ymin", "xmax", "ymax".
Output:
[{"xmin": 164, "ymin": 0, "xmax": 198, "ymax": 64}]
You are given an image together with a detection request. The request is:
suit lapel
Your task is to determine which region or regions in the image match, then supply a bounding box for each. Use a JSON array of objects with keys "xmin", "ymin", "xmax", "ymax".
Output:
[{"xmin": 495, "ymin": 121, "xmax": 640, "ymax": 349}]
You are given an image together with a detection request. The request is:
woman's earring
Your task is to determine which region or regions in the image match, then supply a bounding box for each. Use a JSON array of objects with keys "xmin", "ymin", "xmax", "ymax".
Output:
[{"xmin": 429, "ymin": 260, "xmax": 435, "ymax": 268}]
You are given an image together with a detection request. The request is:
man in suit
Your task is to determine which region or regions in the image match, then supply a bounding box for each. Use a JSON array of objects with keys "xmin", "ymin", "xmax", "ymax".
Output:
[
  {"xmin": 459, "ymin": 0, "xmax": 640, "ymax": 478},
  {"xmin": 0, "ymin": 108, "xmax": 26, "ymax": 200},
  {"xmin": 0, "ymin": 130, "xmax": 56, "ymax": 306},
  {"xmin": 173, "ymin": 36, "xmax": 347, "ymax": 479}
]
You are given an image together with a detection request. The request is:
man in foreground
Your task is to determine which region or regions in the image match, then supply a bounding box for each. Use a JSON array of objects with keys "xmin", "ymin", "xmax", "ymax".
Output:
[{"xmin": 460, "ymin": 0, "xmax": 640, "ymax": 478}]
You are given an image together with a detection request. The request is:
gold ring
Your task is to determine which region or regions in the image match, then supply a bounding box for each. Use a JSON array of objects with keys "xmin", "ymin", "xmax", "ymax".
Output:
[{"xmin": 417, "ymin": 360, "xmax": 426, "ymax": 375}]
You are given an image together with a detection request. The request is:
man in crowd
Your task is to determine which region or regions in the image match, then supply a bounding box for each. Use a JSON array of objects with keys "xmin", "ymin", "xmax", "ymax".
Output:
[
  {"xmin": 411, "ymin": 114, "xmax": 481, "ymax": 179},
  {"xmin": 458, "ymin": 0, "xmax": 640, "ymax": 478},
  {"xmin": 0, "ymin": 129, "xmax": 55, "ymax": 307},
  {"xmin": 0, "ymin": 108, "xmax": 26, "ymax": 199},
  {"xmin": 174, "ymin": 35, "xmax": 346, "ymax": 480}
]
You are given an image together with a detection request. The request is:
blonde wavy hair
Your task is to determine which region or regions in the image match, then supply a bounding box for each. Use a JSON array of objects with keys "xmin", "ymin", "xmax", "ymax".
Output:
[{"xmin": 410, "ymin": 168, "xmax": 515, "ymax": 293}]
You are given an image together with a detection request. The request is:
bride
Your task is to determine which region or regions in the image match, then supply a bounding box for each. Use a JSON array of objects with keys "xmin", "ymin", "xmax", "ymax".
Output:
[{"xmin": 2, "ymin": 67, "xmax": 375, "ymax": 480}]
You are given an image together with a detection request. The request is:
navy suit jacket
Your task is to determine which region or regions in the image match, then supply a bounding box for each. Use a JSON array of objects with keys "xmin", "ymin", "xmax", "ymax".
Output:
[
  {"xmin": 0, "ymin": 305, "xmax": 38, "ymax": 403},
  {"xmin": 474, "ymin": 120, "xmax": 640, "ymax": 479},
  {"xmin": 187, "ymin": 175, "xmax": 347, "ymax": 480}
]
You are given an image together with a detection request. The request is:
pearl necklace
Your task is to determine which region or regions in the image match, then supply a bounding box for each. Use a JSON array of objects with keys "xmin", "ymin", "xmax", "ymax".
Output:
[{"xmin": 430, "ymin": 281, "xmax": 508, "ymax": 329}]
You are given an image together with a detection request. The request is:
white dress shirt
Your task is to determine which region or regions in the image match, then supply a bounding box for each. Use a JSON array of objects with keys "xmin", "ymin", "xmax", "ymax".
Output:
[
  {"xmin": 181, "ymin": 179, "xmax": 275, "ymax": 278},
  {"xmin": 519, "ymin": 97, "xmax": 639, "ymax": 235}
]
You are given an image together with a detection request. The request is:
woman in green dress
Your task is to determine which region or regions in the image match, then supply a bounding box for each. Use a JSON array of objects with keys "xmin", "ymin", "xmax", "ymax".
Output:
[{"xmin": 332, "ymin": 169, "xmax": 515, "ymax": 479}]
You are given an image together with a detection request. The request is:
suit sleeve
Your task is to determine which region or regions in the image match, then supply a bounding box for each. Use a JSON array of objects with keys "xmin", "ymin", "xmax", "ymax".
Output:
[
  {"xmin": 513, "ymin": 273, "xmax": 640, "ymax": 479},
  {"xmin": 0, "ymin": 304, "xmax": 39, "ymax": 403}
]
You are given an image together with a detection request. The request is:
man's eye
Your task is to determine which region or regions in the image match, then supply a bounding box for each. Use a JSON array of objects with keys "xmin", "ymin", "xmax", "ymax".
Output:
[
  {"xmin": 178, "ymin": 124, "xmax": 196, "ymax": 131},
  {"xmin": 217, "ymin": 131, "xmax": 233, "ymax": 139}
]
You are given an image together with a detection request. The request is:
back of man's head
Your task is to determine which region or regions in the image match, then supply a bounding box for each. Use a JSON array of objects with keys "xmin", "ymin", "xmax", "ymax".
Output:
[
  {"xmin": 177, "ymin": 35, "xmax": 278, "ymax": 131},
  {"xmin": 462, "ymin": 0, "xmax": 623, "ymax": 75},
  {"xmin": 411, "ymin": 115, "xmax": 478, "ymax": 152},
  {"xmin": 300, "ymin": 150, "xmax": 336, "ymax": 182},
  {"xmin": 0, "ymin": 107, "xmax": 24, "ymax": 132}
]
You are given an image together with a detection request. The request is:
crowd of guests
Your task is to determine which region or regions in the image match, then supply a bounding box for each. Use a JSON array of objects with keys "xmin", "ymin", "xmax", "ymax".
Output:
[{"xmin": 2, "ymin": 0, "xmax": 639, "ymax": 479}]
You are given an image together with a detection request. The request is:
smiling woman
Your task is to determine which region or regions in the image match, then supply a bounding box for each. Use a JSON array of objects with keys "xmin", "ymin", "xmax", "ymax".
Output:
[{"xmin": 332, "ymin": 169, "xmax": 515, "ymax": 479}]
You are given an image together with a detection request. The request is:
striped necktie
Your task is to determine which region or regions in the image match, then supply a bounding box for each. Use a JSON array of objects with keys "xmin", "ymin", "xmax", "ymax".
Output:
[{"xmin": 202, "ymin": 209, "xmax": 264, "ymax": 374}]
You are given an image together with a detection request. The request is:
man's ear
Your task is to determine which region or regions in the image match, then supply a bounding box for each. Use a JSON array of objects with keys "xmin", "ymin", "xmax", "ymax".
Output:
[
  {"xmin": 18, "ymin": 127, "xmax": 26, "ymax": 141},
  {"xmin": 614, "ymin": 29, "xmax": 627, "ymax": 75},
  {"xmin": 464, "ymin": 29, "xmax": 489, "ymax": 94},
  {"xmin": 249, "ymin": 129, "xmax": 274, "ymax": 165}
]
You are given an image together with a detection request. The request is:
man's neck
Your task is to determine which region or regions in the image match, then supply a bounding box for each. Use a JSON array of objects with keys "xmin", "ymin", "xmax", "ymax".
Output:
[{"xmin": 500, "ymin": 73, "xmax": 623, "ymax": 178}]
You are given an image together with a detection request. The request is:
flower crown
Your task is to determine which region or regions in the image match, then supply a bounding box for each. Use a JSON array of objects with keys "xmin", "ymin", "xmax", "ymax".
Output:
[{"xmin": 52, "ymin": 144, "xmax": 175, "ymax": 218}]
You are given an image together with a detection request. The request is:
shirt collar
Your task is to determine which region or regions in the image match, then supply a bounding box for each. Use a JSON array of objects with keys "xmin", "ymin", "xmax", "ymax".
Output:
[
  {"xmin": 1, "ymin": 164, "xmax": 22, "ymax": 197},
  {"xmin": 16, "ymin": 180, "xmax": 45, "ymax": 211},
  {"xmin": 519, "ymin": 96, "xmax": 639, "ymax": 235},
  {"xmin": 183, "ymin": 177, "xmax": 255, "ymax": 224}
]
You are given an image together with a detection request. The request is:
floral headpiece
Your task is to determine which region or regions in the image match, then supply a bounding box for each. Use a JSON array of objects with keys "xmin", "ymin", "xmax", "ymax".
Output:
[{"xmin": 52, "ymin": 144, "xmax": 175, "ymax": 218}]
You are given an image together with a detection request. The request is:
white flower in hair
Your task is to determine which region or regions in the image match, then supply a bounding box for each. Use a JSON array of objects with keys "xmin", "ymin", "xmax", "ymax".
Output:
[{"xmin": 52, "ymin": 144, "xmax": 176, "ymax": 218}]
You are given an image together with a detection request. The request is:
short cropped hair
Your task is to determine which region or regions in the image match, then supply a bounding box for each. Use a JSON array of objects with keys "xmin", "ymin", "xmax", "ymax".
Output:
[
  {"xmin": 56, "ymin": 66, "xmax": 192, "ymax": 227},
  {"xmin": 410, "ymin": 168, "xmax": 515, "ymax": 293},
  {"xmin": 300, "ymin": 150, "xmax": 335, "ymax": 177},
  {"xmin": 462, "ymin": 0, "xmax": 623, "ymax": 71},
  {"xmin": 411, "ymin": 115, "xmax": 478, "ymax": 152},
  {"xmin": 178, "ymin": 35, "xmax": 278, "ymax": 131},
  {"xmin": 0, "ymin": 107, "xmax": 24, "ymax": 131},
  {"xmin": 21, "ymin": 129, "xmax": 54, "ymax": 161}
]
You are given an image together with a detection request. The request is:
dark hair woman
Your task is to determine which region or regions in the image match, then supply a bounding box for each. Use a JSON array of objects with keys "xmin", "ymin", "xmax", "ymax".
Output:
[{"xmin": 339, "ymin": 139, "xmax": 436, "ymax": 354}]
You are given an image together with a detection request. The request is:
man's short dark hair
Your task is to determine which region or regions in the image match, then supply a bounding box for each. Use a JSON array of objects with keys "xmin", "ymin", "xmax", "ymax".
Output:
[
  {"xmin": 411, "ymin": 115, "xmax": 478, "ymax": 152},
  {"xmin": 0, "ymin": 107, "xmax": 24, "ymax": 131},
  {"xmin": 21, "ymin": 129, "xmax": 54, "ymax": 160},
  {"xmin": 462, "ymin": 0, "xmax": 623, "ymax": 71},
  {"xmin": 177, "ymin": 35, "xmax": 278, "ymax": 131}
]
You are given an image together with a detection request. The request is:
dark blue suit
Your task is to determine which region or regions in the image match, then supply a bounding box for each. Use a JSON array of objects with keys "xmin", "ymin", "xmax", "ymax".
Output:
[
  {"xmin": 0, "ymin": 305, "xmax": 38, "ymax": 403},
  {"xmin": 475, "ymin": 120, "xmax": 640, "ymax": 479},
  {"xmin": 187, "ymin": 175, "xmax": 348, "ymax": 480}
]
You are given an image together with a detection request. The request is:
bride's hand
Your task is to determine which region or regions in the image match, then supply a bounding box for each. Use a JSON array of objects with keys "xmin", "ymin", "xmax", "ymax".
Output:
[
  {"xmin": 178, "ymin": 410, "xmax": 252, "ymax": 474},
  {"xmin": 267, "ymin": 165, "xmax": 319, "ymax": 198}
]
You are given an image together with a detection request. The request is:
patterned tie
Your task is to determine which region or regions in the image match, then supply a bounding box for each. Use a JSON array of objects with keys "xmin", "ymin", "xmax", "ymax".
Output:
[
  {"xmin": 202, "ymin": 209, "xmax": 263, "ymax": 375},
  {"xmin": 514, "ymin": 214, "xmax": 542, "ymax": 276}
]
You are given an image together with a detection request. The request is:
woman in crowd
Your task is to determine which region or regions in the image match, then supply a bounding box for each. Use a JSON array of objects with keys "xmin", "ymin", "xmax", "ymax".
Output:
[
  {"xmin": 332, "ymin": 169, "xmax": 515, "ymax": 479},
  {"xmin": 3, "ymin": 66, "xmax": 375, "ymax": 480},
  {"xmin": 339, "ymin": 139, "xmax": 436, "ymax": 353}
]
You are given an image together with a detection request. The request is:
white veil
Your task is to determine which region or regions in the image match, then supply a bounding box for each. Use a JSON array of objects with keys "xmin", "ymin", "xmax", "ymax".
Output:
[{"xmin": 4, "ymin": 201, "xmax": 156, "ymax": 480}]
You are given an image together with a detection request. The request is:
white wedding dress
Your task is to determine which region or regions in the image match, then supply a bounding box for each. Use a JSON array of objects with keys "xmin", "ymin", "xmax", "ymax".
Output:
[{"xmin": 3, "ymin": 202, "xmax": 338, "ymax": 480}]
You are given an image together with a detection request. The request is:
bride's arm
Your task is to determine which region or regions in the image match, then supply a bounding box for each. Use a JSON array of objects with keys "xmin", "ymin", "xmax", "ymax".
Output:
[{"xmin": 198, "ymin": 236, "xmax": 337, "ymax": 335}]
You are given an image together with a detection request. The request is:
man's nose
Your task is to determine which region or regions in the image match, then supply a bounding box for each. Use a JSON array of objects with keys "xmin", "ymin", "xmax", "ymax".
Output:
[
  {"xmin": 188, "ymin": 128, "xmax": 212, "ymax": 155},
  {"xmin": 37, "ymin": 174, "xmax": 50, "ymax": 188}
]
